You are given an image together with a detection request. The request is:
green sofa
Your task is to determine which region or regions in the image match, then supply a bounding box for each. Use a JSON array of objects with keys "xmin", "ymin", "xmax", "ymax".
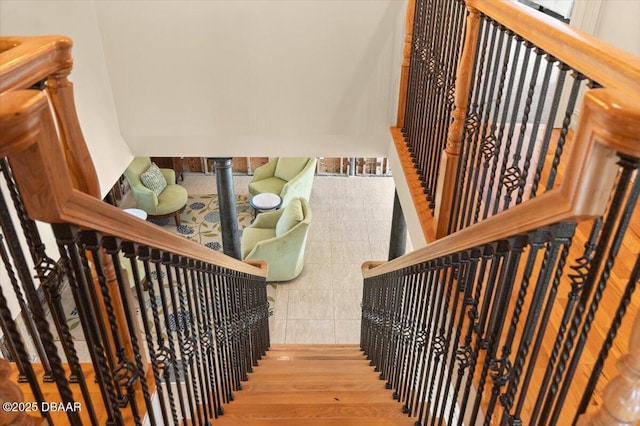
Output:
[
  {"xmin": 248, "ymin": 158, "xmax": 317, "ymax": 207},
  {"xmin": 241, "ymin": 197, "xmax": 311, "ymax": 282},
  {"xmin": 123, "ymin": 157, "xmax": 188, "ymax": 225}
]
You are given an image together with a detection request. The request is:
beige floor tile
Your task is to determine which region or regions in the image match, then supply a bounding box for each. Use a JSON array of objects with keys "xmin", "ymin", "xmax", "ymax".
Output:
[
  {"xmin": 268, "ymin": 318, "xmax": 287, "ymax": 344},
  {"xmin": 305, "ymin": 241, "xmax": 332, "ymax": 264},
  {"xmin": 291, "ymin": 263, "xmax": 333, "ymax": 289},
  {"xmin": 367, "ymin": 220, "xmax": 392, "ymax": 242},
  {"xmin": 266, "ymin": 285, "xmax": 289, "ymax": 319},
  {"xmin": 330, "ymin": 263, "xmax": 365, "ymax": 289},
  {"xmin": 331, "ymin": 241, "xmax": 372, "ymax": 264},
  {"xmin": 287, "ymin": 289, "xmax": 335, "ymax": 320},
  {"xmin": 285, "ymin": 320, "xmax": 335, "ymax": 344},
  {"xmin": 331, "ymin": 220, "xmax": 370, "ymax": 242},
  {"xmin": 335, "ymin": 320, "xmax": 361, "ymax": 344},
  {"xmin": 334, "ymin": 289, "xmax": 363, "ymax": 320},
  {"xmin": 332, "ymin": 203, "xmax": 367, "ymax": 221},
  {"xmin": 307, "ymin": 220, "xmax": 332, "ymax": 242}
]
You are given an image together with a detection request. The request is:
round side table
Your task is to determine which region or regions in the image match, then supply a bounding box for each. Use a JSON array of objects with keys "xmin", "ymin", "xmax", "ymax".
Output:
[
  {"xmin": 123, "ymin": 208, "xmax": 148, "ymax": 220},
  {"xmin": 249, "ymin": 193, "xmax": 282, "ymax": 220}
]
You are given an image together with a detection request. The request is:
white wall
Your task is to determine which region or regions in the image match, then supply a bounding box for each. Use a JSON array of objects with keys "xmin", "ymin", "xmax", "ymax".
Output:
[
  {"xmin": 93, "ymin": 0, "xmax": 405, "ymax": 158},
  {"xmin": 593, "ymin": 0, "xmax": 640, "ymax": 56},
  {"xmin": 0, "ymin": 0, "xmax": 133, "ymax": 196}
]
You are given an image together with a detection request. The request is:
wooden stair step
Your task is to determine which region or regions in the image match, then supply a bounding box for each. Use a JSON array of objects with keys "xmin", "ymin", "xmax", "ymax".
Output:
[
  {"xmin": 239, "ymin": 380, "xmax": 393, "ymax": 393},
  {"xmin": 214, "ymin": 416, "xmax": 415, "ymax": 426},
  {"xmin": 250, "ymin": 359, "xmax": 376, "ymax": 374},
  {"xmin": 219, "ymin": 402, "xmax": 408, "ymax": 418},
  {"xmin": 217, "ymin": 344, "xmax": 415, "ymax": 425},
  {"xmin": 229, "ymin": 390, "xmax": 395, "ymax": 405},
  {"xmin": 212, "ymin": 417, "xmax": 415, "ymax": 425}
]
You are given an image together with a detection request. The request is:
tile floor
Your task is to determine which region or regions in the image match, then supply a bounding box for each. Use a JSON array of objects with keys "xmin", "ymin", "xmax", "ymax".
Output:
[{"xmin": 126, "ymin": 173, "xmax": 397, "ymax": 345}]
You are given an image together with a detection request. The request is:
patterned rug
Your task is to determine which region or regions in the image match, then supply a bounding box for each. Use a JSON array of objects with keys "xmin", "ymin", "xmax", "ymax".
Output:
[
  {"xmin": 150, "ymin": 193, "xmax": 254, "ymax": 250},
  {"xmin": 58, "ymin": 193, "xmax": 274, "ymax": 344}
]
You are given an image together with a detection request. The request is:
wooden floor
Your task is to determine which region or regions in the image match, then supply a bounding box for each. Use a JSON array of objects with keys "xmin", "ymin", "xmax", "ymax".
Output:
[{"xmin": 213, "ymin": 344, "xmax": 416, "ymax": 426}]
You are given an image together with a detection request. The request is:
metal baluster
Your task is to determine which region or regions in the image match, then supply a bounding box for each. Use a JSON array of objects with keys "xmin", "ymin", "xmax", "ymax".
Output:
[
  {"xmin": 181, "ymin": 259, "xmax": 208, "ymax": 424},
  {"xmin": 450, "ymin": 15, "xmax": 489, "ymax": 234},
  {"xmin": 469, "ymin": 240, "xmax": 509, "ymax": 421},
  {"xmin": 499, "ymin": 42, "xmax": 539, "ymax": 212},
  {"xmin": 201, "ymin": 265, "xmax": 222, "ymax": 418},
  {"xmin": 447, "ymin": 248, "xmax": 482, "ymax": 426},
  {"xmin": 530, "ymin": 217, "xmax": 602, "ymax": 425},
  {"xmin": 53, "ymin": 224, "xmax": 117, "ymax": 425},
  {"xmin": 81, "ymin": 232, "xmax": 135, "ymax": 415},
  {"xmin": 574, "ymin": 252, "xmax": 640, "ymax": 424},
  {"xmin": 513, "ymin": 232, "xmax": 572, "ymax": 424},
  {"xmin": 544, "ymin": 72, "xmax": 586, "ymax": 192},
  {"xmin": 0, "ymin": 240, "xmax": 52, "ymax": 425},
  {"xmin": 459, "ymin": 244, "xmax": 495, "ymax": 423},
  {"xmin": 481, "ymin": 31, "xmax": 521, "ymax": 221},
  {"xmin": 550, "ymin": 154, "xmax": 640, "ymax": 424},
  {"xmin": 516, "ymin": 52, "xmax": 556, "ymax": 204},
  {"xmin": 530, "ymin": 63, "xmax": 568, "ymax": 197},
  {"xmin": 191, "ymin": 263, "xmax": 216, "ymax": 419},
  {"xmin": 463, "ymin": 19, "xmax": 505, "ymax": 229},
  {"xmin": 499, "ymin": 224, "xmax": 575, "ymax": 425}
]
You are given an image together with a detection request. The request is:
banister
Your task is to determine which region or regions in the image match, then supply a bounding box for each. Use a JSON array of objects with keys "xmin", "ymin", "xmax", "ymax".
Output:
[
  {"xmin": 0, "ymin": 89, "xmax": 266, "ymax": 278},
  {"xmin": 0, "ymin": 36, "xmax": 72, "ymax": 93},
  {"xmin": 367, "ymin": 88, "xmax": 640, "ymax": 278},
  {"xmin": 0, "ymin": 35, "xmax": 100, "ymax": 197},
  {"xmin": 468, "ymin": 0, "xmax": 640, "ymax": 92}
]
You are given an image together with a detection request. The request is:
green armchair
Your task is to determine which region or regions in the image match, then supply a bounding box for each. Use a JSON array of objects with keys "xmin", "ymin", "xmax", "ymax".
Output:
[
  {"xmin": 123, "ymin": 157, "xmax": 188, "ymax": 225},
  {"xmin": 241, "ymin": 197, "xmax": 311, "ymax": 282},
  {"xmin": 249, "ymin": 158, "xmax": 317, "ymax": 207}
]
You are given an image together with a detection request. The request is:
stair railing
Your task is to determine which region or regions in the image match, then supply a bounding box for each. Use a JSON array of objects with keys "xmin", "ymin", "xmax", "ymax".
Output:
[
  {"xmin": 392, "ymin": 0, "xmax": 640, "ymax": 241},
  {"xmin": 0, "ymin": 36, "xmax": 269, "ymax": 425},
  {"xmin": 363, "ymin": 87, "xmax": 640, "ymax": 425}
]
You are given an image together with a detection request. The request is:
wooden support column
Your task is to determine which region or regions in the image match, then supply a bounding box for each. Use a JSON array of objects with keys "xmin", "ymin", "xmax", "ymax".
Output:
[
  {"xmin": 433, "ymin": 6, "xmax": 481, "ymax": 239},
  {"xmin": 396, "ymin": 0, "xmax": 416, "ymax": 129},
  {"xmin": 576, "ymin": 311, "xmax": 640, "ymax": 426},
  {"xmin": 213, "ymin": 158, "xmax": 241, "ymax": 260}
]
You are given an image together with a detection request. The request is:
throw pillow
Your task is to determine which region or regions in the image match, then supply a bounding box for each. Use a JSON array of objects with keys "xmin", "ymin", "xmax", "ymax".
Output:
[
  {"xmin": 274, "ymin": 158, "xmax": 310, "ymax": 182},
  {"xmin": 275, "ymin": 198, "xmax": 304, "ymax": 236},
  {"xmin": 140, "ymin": 162, "xmax": 167, "ymax": 196}
]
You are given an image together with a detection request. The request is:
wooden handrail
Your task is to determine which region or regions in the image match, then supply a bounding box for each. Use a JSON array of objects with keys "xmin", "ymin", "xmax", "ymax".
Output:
[
  {"xmin": 0, "ymin": 89, "xmax": 266, "ymax": 277},
  {"xmin": 367, "ymin": 87, "xmax": 640, "ymax": 278},
  {"xmin": 468, "ymin": 0, "xmax": 640, "ymax": 93},
  {"xmin": 0, "ymin": 36, "xmax": 100, "ymax": 197}
]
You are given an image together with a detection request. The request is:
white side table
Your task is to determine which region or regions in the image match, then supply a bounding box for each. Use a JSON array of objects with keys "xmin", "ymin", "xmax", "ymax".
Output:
[
  {"xmin": 249, "ymin": 193, "xmax": 282, "ymax": 220},
  {"xmin": 123, "ymin": 208, "xmax": 148, "ymax": 220}
]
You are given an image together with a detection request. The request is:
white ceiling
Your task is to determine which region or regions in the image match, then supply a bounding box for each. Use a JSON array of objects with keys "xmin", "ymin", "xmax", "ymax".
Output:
[{"xmin": 94, "ymin": 0, "xmax": 406, "ymax": 157}]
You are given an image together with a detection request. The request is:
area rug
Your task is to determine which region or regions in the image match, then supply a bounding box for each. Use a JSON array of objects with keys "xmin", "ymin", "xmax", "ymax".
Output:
[
  {"xmin": 150, "ymin": 193, "xmax": 254, "ymax": 250},
  {"xmin": 56, "ymin": 193, "xmax": 274, "ymax": 345}
]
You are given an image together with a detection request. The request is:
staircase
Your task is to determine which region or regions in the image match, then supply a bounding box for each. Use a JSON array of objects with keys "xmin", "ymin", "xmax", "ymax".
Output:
[{"xmin": 214, "ymin": 344, "xmax": 415, "ymax": 425}]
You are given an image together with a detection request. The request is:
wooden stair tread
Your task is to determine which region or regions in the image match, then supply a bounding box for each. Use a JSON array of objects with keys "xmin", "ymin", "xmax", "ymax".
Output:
[
  {"xmin": 219, "ymin": 344, "xmax": 414, "ymax": 424},
  {"xmin": 220, "ymin": 402, "xmax": 409, "ymax": 418},
  {"xmin": 230, "ymin": 390, "xmax": 396, "ymax": 404},
  {"xmin": 213, "ymin": 417, "xmax": 415, "ymax": 425}
]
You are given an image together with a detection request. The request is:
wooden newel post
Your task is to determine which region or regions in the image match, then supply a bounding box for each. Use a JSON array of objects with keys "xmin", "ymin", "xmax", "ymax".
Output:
[
  {"xmin": 577, "ymin": 312, "xmax": 640, "ymax": 425},
  {"xmin": 433, "ymin": 6, "xmax": 480, "ymax": 239},
  {"xmin": 46, "ymin": 63, "xmax": 100, "ymax": 198},
  {"xmin": 396, "ymin": 0, "xmax": 416, "ymax": 129}
]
